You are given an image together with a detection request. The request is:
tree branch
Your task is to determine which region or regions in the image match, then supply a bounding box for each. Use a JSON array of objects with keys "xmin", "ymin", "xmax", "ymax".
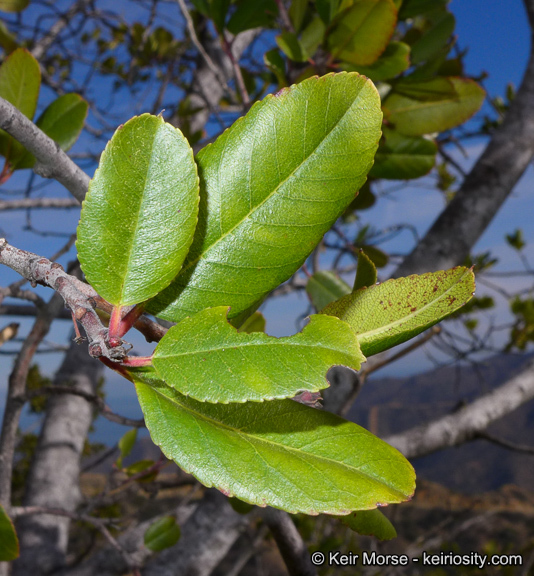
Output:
[
  {"xmin": 261, "ymin": 508, "xmax": 316, "ymax": 576},
  {"xmin": 11, "ymin": 505, "xmax": 140, "ymax": 576},
  {"xmin": 0, "ymin": 292, "xmax": 64, "ymax": 511},
  {"xmin": 394, "ymin": 0, "xmax": 534, "ymax": 277},
  {"xmin": 0, "ymin": 239, "xmax": 129, "ymax": 362},
  {"xmin": 0, "ymin": 97, "xmax": 89, "ymax": 203},
  {"xmin": 385, "ymin": 359, "xmax": 534, "ymax": 458},
  {"xmin": 26, "ymin": 385, "xmax": 145, "ymax": 428},
  {"xmin": 0, "ymin": 198, "xmax": 80, "ymax": 211},
  {"xmin": 174, "ymin": 0, "xmax": 229, "ymax": 92}
]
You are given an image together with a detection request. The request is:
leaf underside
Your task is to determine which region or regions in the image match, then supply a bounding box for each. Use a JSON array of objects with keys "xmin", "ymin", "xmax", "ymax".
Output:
[
  {"xmin": 306, "ymin": 270, "xmax": 351, "ymax": 312},
  {"xmin": 383, "ymin": 78, "xmax": 485, "ymax": 136},
  {"xmin": 153, "ymin": 306, "xmax": 365, "ymax": 403},
  {"xmin": 146, "ymin": 72, "xmax": 382, "ymax": 323},
  {"xmin": 132, "ymin": 367, "xmax": 415, "ymax": 515},
  {"xmin": 322, "ymin": 267, "xmax": 475, "ymax": 356}
]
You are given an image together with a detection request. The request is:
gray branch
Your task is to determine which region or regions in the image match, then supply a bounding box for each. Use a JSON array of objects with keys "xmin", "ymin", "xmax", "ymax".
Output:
[
  {"xmin": 0, "ymin": 97, "xmax": 89, "ymax": 203},
  {"xmin": 394, "ymin": 0, "xmax": 534, "ymax": 277},
  {"xmin": 0, "ymin": 198, "xmax": 80, "ymax": 211},
  {"xmin": 0, "ymin": 238, "xmax": 128, "ymax": 362},
  {"xmin": 12, "ymin": 339, "xmax": 104, "ymax": 575},
  {"xmin": 261, "ymin": 508, "xmax": 317, "ymax": 576},
  {"xmin": 385, "ymin": 359, "xmax": 534, "ymax": 459}
]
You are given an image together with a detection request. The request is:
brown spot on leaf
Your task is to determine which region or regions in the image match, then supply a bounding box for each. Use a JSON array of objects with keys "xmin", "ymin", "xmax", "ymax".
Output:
[{"xmin": 274, "ymin": 87, "xmax": 289, "ymax": 97}]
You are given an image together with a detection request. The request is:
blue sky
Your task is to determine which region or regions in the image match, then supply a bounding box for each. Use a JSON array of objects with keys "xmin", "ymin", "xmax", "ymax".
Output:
[{"xmin": 1, "ymin": 0, "xmax": 534, "ymax": 439}]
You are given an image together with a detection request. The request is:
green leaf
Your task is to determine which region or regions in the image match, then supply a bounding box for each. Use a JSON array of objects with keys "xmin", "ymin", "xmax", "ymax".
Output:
[
  {"xmin": 369, "ymin": 128, "xmax": 437, "ymax": 180},
  {"xmin": 36, "ymin": 94, "xmax": 88, "ymax": 150},
  {"xmin": 410, "ymin": 11, "xmax": 455, "ymax": 65},
  {"xmin": 0, "ymin": 0, "xmax": 28, "ymax": 12},
  {"xmin": 357, "ymin": 245, "xmax": 388, "ymax": 268},
  {"xmin": 264, "ymin": 48, "xmax": 287, "ymax": 87},
  {"xmin": 300, "ymin": 16, "xmax": 326, "ymax": 57},
  {"xmin": 0, "ymin": 21, "xmax": 18, "ymax": 53},
  {"xmin": 0, "ymin": 48, "xmax": 39, "ymax": 118},
  {"xmin": 383, "ymin": 77, "xmax": 485, "ymax": 136},
  {"xmin": 393, "ymin": 76, "xmax": 458, "ymax": 101},
  {"xmin": 189, "ymin": 0, "xmax": 209, "ymax": 15},
  {"xmin": 208, "ymin": 0, "xmax": 231, "ymax": 32},
  {"xmin": 306, "ymin": 270, "xmax": 351, "ymax": 311},
  {"xmin": 353, "ymin": 249, "xmax": 377, "ymax": 291},
  {"xmin": 14, "ymin": 93, "xmax": 88, "ymax": 170},
  {"xmin": 116, "ymin": 428, "xmax": 137, "ymax": 468},
  {"xmin": 125, "ymin": 459, "xmax": 158, "ymax": 482},
  {"xmin": 276, "ymin": 32, "xmax": 310, "ymax": 63},
  {"xmin": 77, "ymin": 114, "xmax": 199, "ymax": 307},
  {"xmin": 506, "ymin": 229, "xmax": 526, "ymax": 251},
  {"xmin": 153, "ymin": 306, "xmax": 364, "ymax": 403},
  {"xmin": 316, "ymin": 0, "xmax": 343, "ymax": 24},
  {"xmin": 398, "ymin": 0, "xmax": 448, "ymax": 20},
  {"xmin": 0, "ymin": 503, "xmax": 19, "ymax": 561},
  {"xmin": 289, "ymin": 0, "xmax": 309, "ymax": 32},
  {"xmin": 341, "ymin": 41, "xmax": 410, "ymax": 82},
  {"xmin": 132, "ymin": 367, "xmax": 415, "ymax": 515},
  {"xmin": 0, "ymin": 48, "xmax": 40, "ymax": 163},
  {"xmin": 328, "ymin": 0, "xmax": 398, "ymax": 66},
  {"xmin": 322, "ymin": 267, "xmax": 475, "ymax": 356},
  {"xmin": 147, "ymin": 73, "xmax": 382, "ymax": 323},
  {"xmin": 227, "ymin": 0, "xmax": 277, "ymax": 34},
  {"xmin": 144, "ymin": 516, "xmax": 181, "ymax": 552},
  {"xmin": 237, "ymin": 310, "xmax": 266, "ymax": 333},
  {"xmin": 229, "ymin": 497, "xmax": 254, "ymax": 514},
  {"xmin": 339, "ymin": 508, "xmax": 396, "ymax": 540}
]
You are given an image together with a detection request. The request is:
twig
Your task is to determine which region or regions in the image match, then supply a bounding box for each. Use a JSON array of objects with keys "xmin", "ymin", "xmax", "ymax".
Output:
[
  {"xmin": 386, "ymin": 358, "xmax": 534, "ymax": 458},
  {"xmin": 175, "ymin": 0, "xmax": 229, "ymax": 92},
  {"xmin": 225, "ymin": 524, "xmax": 269, "ymax": 576},
  {"xmin": 81, "ymin": 445, "xmax": 119, "ymax": 473},
  {"xmin": 338, "ymin": 328, "xmax": 441, "ymax": 417},
  {"xmin": 476, "ymin": 431, "xmax": 534, "ymax": 455},
  {"xmin": 0, "ymin": 304, "xmax": 71, "ymax": 318},
  {"xmin": 261, "ymin": 508, "xmax": 316, "ymax": 576},
  {"xmin": 0, "ymin": 97, "xmax": 89, "ymax": 202},
  {"xmin": 274, "ymin": 0, "xmax": 295, "ymax": 32},
  {"xmin": 222, "ymin": 35, "xmax": 250, "ymax": 107},
  {"xmin": 362, "ymin": 327, "xmax": 442, "ymax": 378},
  {"xmin": 26, "ymin": 385, "xmax": 145, "ymax": 428},
  {"xmin": 31, "ymin": 0, "xmax": 92, "ymax": 60},
  {"xmin": 0, "ymin": 197, "xmax": 80, "ymax": 211},
  {"xmin": 0, "ymin": 238, "xmax": 128, "ymax": 362},
  {"xmin": 11, "ymin": 506, "xmax": 141, "ymax": 576}
]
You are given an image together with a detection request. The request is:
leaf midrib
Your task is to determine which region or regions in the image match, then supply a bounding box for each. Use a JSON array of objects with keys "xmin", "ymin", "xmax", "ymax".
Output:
[
  {"xmin": 178, "ymin": 80, "xmax": 368, "ymax": 278},
  {"xmin": 118, "ymin": 120, "xmax": 159, "ymax": 304},
  {"xmin": 145, "ymin": 381, "xmax": 409, "ymax": 498},
  {"xmin": 156, "ymin": 338, "xmax": 354, "ymax": 358},
  {"xmin": 357, "ymin": 269, "xmax": 473, "ymax": 341}
]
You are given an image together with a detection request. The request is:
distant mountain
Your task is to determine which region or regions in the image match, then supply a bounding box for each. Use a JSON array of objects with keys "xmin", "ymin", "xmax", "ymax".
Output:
[{"xmin": 348, "ymin": 352, "xmax": 534, "ymax": 493}]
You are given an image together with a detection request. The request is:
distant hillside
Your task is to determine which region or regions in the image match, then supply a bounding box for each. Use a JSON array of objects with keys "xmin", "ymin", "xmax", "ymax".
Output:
[{"xmin": 349, "ymin": 352, "xmax": 534, "ymax": 493}]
